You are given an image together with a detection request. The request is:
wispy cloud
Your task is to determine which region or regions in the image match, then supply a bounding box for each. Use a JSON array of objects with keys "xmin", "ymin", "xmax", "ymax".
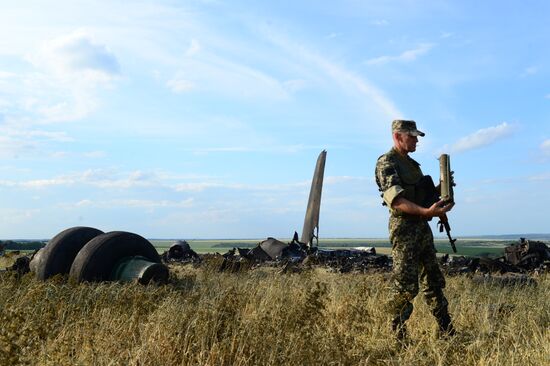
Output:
[
  {"xmin": 67, "ymin": 198, "xmax": 194, "ymax": 209},
  {"xmin": 0, "ymin": 124, "xmax": 75, "ymax": 158},
  {"xmin": 166, "ymin": 45, "xmax": 289, "ymax": 100},
  {"xmin": 260, "ymin": 26, "xmax": 402, "ymax": 120},
  {"xmin": 365, "ymin": 43, "xmax": 435, "ymax": 65},
  {"xmin": 0, "ymin": 208, "xmax": 41, "ymax": 225},
  {"xmin": 371, "ymin": 19, "xmax": 389, "ymax": 26},
  {"xmin": 173, "ymin": 175, "xmax": 370, "ymax": 193},
  {"xmin": 188, "ymin": 144, "xmax": 325, "ymax": 155},
  {"xmin": 166, "ymin": 76, "xmax": 194, "ymax": 93},
  {"xmin": 83, "ymin": 150, "xmax": 107, "ymax": 158},
  {"xmin": 528, "ymin": 172, "xmax": 550, "ymax": 182},
  {"xmin": 30, "ymin": 30, "xmax": 120, "ymax": 81},
  {"xmin": 520, "ymin": 66, "xmax": 538, "ymax": 77},
  {"xmin": 324, "ymin": 176, "xmax": 372, "ymax": 185},
  {"xmin": 0, "ymin": 30, "xmax": 122, "ymax": 131},
  {"xmin": 283, "ymin": 79, "xmax": 308, "ymax": 92},
  {"xmin": 0, "ymin": 169, "xmax": 160, "ymax": 190},
  {"xmin": 541, "ymin": 139, "xmax": 550, "ymax": 156},
  {"xmin": 186, "ymin": 39, "xmax": 201, "ymax": 56},
  {"xmin": 441, "ymin": 122, "xmax": 514, "ymax": 154},
  {"xmin": 174, "ymin": 180, "xmax": 309, "ymax": 193},
  {"xmin": 51, "ymin": 150, "xmax": 107, "ymax": 159}
]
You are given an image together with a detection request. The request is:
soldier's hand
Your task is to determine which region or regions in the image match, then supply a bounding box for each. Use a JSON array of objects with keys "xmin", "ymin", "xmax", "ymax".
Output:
[{"xmin": 427, "ymin": 199, "xmax": 454, "ymax": 218}]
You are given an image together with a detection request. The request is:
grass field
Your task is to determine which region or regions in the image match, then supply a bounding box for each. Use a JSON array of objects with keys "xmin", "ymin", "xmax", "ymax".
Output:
[{"xmin": 0, "ymin": 259, "xmax": 548, "ymax": 366}]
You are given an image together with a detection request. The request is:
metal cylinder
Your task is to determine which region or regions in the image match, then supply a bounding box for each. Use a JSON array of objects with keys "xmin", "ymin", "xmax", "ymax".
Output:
[
  {"xmin": 111, "ymin": 256, "xmax": 169, "ymax": 284},
  {"xmin": 439, "ymin": 154, "xmax": 453, "ymax": 203}
]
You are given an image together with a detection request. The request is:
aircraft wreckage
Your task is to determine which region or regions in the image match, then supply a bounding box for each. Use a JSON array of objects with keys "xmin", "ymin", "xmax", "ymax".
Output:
[{"xmin": 1, "ymin": 150, "xmax": 549, "ymax": 283}]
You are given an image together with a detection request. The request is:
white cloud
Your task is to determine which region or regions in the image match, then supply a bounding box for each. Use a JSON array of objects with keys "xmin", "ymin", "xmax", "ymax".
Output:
[
  {"xmin": 19, "ymin": 129, "xmax": 73, "ymax": 142},
  {"xmin": 186, "ymin": 39, "xmax": 201, "ymax": 56},
  {"xmin": 371, "ymin": 20, "xmax": 389, "ymax": 26},
  {"xmin": 83, "ymin": 150, "xmax": 106, "ymax": 158},
  {"xmin": 37, "ymin": 96, "xmax": 99, "ymax": 122},
  {"xmin": 443, "ymin": 122, "xmax": 514, "ymax": 154},
  {"xmin": 51, "ymin": 151, "xmax": 69, "ymax": 158},
  {"xmin": 7, "ymin": 30, "xmax": 122, "ymax": 124},
  {"xmin": 31, "ymin": 30, "xmax": 120, "ymax": 82},
  {"xmin": 324, "ymin": 176, "xmax": 372, "ymax": 185},
  {"xmin": 174, "ymin": 182, "xmax": 224, "ymax": 192},
  {"xmin": 545, "ymin": 94, "xmax": 550, "ymax": 99},
  {"xmin": 20, "ymin": 177, "xmax": 76, "ymax": 188},
  {"xmin": 167, "ymin": 52, "xmax": 289, "ymax": 100},
  {"xmin": 528, "ymin": 172, "xmax": 550, "ymax": 182},
  {"xmin": 0, "ymin": 124, "xmax": 74, "ymax": 158},
  {"xmin": 283, "ymin": 79, "xmax": 308, "ymax": 92},
  {"xmin": 520, "ymin": 66, "xmax": 538, "ymax": 77},
  {"xmin": 365, "ymin": 43, "xmax": 435, "ymax": 65},
  {"xmin": 68, "ymin": 198, "xmax": 194, "ymax": 209},
  {"xmin": 0, "ymin": 208, "xmax": 40, "ymax": 225},
  {"xmin": 260, "ymin": 27, "xmax": 402, "ymax": 120},
  {"xmin": 0, "ymin": 30, "xmax": 121, "ymax": 144},
  {"xmin": 173, "ymin": 180, "xmax": 309, "ymax": 193},
  {"xmin": 0, "ymin": 71, "xmax": 16, "ymax": 79},
  {"xmin": 166, "ymin": 76, "xmax": 194, "ymax": 93},
  {"xmin": 188, "ymin": 144, "xmax": 323, "ymax": 155},
  {"xmin": 76, "ymin": 199, "xmax": 93, "ymax": 207},
  {"xmin": 541, "ymin": 139, "xmax": 550, "ymax": 156},
  {"xmin": 2, "ymin": 169, "xmax": 160, "ymax": 190},
  {"xmin": 49, "ymin": 150, "xmax": 106, "ymax": 159}
]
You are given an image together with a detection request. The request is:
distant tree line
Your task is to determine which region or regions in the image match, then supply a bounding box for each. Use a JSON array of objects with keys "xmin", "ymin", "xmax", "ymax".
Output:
[{"xmin": 0, "ymin": 240, "xmax": 46, "ymax": 251}]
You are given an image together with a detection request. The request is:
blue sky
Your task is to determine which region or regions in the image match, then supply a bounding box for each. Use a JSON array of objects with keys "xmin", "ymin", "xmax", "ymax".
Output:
[{"xmin": 0, "ymin": 0, "xmax": 549, "ymax": 239}]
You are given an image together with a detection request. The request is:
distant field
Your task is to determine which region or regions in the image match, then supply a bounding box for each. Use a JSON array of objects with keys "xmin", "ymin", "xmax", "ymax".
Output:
[
  {"xmin": 150, "ymin": 237, "xmax": 515, "ymax": 257},
  {"xmin": 1, "ymin": 237, "xmax": 525, "ymax": 258}
]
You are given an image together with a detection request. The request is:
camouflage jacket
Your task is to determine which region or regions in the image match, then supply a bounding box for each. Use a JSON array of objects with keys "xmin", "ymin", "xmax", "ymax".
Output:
[{"xmin": 375, "ymin": 147, "xmax": 424, "ymax": 216}]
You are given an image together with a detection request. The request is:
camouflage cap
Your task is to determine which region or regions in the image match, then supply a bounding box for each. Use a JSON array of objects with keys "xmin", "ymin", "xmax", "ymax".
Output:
[{"xmin": 392, "ymin": 119, "xmax": 425, "ymax": 137}]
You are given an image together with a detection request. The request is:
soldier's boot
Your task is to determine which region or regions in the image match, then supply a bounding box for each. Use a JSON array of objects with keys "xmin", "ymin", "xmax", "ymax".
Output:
[
  {"xmin": 436, "ymin": 313, "xmax": 456, "ymax": 338},
  {"xmin": 391, "ymin": 320, "xmax": 408, "ymax": 342}
]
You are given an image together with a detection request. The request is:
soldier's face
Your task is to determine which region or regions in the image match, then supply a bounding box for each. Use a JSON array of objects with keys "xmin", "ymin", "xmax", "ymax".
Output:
[{"xmin": 396, "ymin": 132, "xmax": 418, "ymax": 153}]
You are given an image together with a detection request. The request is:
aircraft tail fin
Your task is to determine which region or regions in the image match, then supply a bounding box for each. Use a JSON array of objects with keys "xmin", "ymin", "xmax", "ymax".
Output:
[{"xmin": 300, "ymin": 150, "xmax": 327, "ymax": 247}]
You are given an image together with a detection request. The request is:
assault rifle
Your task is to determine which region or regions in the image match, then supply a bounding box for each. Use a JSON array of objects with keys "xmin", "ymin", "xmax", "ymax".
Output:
[{"xmin": 438, "ymin": 215, "xmax": 457, "ymax": 253}]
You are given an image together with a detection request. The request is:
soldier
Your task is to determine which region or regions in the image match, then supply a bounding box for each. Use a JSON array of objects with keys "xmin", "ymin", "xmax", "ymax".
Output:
[{"xmin": 375, "ymin": 120, "xmax": 456, "ymax": 341}]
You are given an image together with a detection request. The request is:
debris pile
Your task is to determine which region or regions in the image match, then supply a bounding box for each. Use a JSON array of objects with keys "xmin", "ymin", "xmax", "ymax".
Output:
[
  {"xmin": 212, "ymin": 237, "xmax": 549, "ymax": 276},
  {"xmin": 205, "ymin": 236, "xmax": 392, "ymax": 273},
  {"xmin": 504, "ymin": 238, "xmax": 550, "ymax": 270},
  {"xmin": 440, "ymin": 238, "xmax": 549, "ymax": 275},
  {"xmin": 161, "ymin": 240, "xmax": 200, "ymax": 263},
  {"xmin": 306, "ymin": 248, "xmax": 391, "ymax": 273}
]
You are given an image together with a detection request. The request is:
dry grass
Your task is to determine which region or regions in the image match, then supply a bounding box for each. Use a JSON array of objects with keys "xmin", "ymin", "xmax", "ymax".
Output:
[{"xmin": 0, "ymin": 259, "xmax": 548, "ymax": 366}]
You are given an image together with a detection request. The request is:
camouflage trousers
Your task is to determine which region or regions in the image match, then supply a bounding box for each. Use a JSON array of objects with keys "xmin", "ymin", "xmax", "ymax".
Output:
[{"xmin": 388, "ymin": 216, "xmax": 450, "ymax": 328}]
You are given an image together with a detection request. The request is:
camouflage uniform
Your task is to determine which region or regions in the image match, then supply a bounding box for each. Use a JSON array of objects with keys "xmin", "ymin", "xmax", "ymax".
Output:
[{"xmin": 375, "ymin": 124, "xmax": 453, "ymax": 338}]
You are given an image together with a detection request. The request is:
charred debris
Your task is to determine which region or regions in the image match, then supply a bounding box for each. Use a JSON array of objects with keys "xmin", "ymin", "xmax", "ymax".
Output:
[{"xmin": 161, "ymin": 236, "xmax": 550, "ymax": 277}]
